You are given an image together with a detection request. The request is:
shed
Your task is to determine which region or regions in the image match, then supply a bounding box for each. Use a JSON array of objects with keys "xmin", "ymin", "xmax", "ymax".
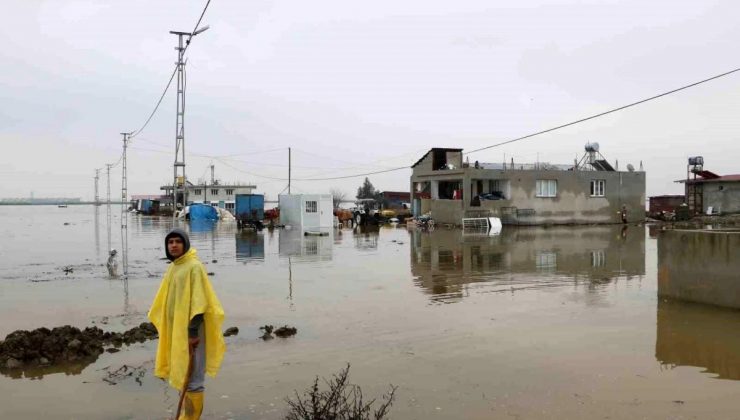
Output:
[{"xmin": 278, "ymin": 194, "xmax": 333, "ymax": 232}]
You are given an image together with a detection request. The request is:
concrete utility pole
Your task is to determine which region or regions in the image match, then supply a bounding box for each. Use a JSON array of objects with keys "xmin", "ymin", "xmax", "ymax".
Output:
[
  {"xmin": 170, "ymin": 25, "xmax": 209, "ymax": 216},
  {"xmin": 94, "ymin": 169, "xmax": 100, "ymax": 206}
]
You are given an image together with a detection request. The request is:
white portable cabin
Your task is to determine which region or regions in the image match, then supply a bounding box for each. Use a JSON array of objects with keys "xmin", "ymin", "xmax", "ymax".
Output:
[{"xmin": 278, "ymin": 194, "xmax": 333, "ymax": 232}]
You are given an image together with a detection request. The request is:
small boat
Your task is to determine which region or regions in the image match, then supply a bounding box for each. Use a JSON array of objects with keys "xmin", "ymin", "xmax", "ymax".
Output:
[{"xmin": 58, "ymin": 204, "xmax": 68, "ymax": 208}]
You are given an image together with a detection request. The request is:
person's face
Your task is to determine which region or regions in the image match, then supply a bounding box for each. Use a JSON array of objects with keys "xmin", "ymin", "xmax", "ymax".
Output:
[{"xmin": 168, "ymin": 237, "xmax": 185, "ymax": 259}]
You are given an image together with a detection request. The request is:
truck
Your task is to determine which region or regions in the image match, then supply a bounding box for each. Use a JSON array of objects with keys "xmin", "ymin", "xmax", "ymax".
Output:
[{"xmin": 235, "ymin": 194, "xmax": 265, "ymax": 229}]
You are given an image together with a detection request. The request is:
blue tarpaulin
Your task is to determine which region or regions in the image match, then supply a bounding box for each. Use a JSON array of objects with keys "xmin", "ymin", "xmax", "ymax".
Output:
[{"xmin": 189, "ymin": 204, "xmax": 219, "ymax": 221}]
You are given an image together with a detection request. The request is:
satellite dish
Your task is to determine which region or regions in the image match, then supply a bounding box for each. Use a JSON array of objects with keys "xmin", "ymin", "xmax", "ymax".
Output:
[{"xmin": 627, "ymin": 164, "xmax": 635, "ymax": 172}]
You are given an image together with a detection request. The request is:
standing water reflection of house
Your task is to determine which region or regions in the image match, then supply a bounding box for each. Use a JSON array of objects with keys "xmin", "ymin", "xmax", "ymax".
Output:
[{"xmin": 410, "ymin": 225, "xmax": 645, "ymax": 303}]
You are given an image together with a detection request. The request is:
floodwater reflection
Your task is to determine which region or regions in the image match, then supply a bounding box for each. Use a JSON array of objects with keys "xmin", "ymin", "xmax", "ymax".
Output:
[
  {"xmin": 0, "ymin": 357, "xmax": 99, "ymax": 380},
  {"xmin": 353, "ymin": 225, "xmax": 379, "ymax": 250},
  {"xmin": 278, "ymin": 229, "xmax": 333, "ymax": 261},
  {"xmin": 235, "ymin": 231, "xmax": 265, "ymax": 261},
  {"xmin": 656, "ymin": 299, "xmax": 740, "ymax": 380},
  {"xmin": 410, "ymin": 225, "xmax": 645, "ymax": 303}
]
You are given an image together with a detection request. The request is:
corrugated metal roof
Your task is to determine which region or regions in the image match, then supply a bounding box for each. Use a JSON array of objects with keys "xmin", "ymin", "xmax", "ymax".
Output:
[{"xmin": 678, "ymin": 174, "xmax": 740, "ymax": 184}]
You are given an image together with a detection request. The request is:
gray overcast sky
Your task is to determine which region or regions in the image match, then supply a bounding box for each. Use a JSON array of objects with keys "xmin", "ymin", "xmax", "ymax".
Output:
[{"xmin": 2, "ymin": 0, "xmax": 740, "ymax": 201}]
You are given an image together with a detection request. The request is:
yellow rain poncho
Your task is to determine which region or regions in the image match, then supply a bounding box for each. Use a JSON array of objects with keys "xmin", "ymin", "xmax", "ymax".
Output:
[{"xmin": 148, "ymin": 247, "xmax": 225, "ymax": 390}]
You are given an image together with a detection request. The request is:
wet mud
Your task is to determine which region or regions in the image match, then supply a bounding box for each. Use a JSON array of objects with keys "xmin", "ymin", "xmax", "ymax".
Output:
[{"xmin": 0, "ymin": 323, "xmax": 157, "ymax": 378}]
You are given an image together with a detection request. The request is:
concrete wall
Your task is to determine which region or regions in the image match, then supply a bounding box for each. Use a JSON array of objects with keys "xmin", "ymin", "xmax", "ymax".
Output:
[
  {"xmin": 701, "ymin": 181, "xmax": 740, "ymax": 214},
  {"xmin": 658, "ymin": 229, "xmax": 740, "ymax": 309},
  {"xmin": 499, "ymin": 170, "xmax": 645, "ymax": 224}
]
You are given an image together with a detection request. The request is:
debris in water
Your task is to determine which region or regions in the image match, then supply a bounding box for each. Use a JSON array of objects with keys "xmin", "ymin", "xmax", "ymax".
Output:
[
  {"xmin": 212, "ymin": 259, "xmax": 218, "ymax": 263},
  {"xmin": 260, "ymin": 325, "xmax": 274, "ymax": 334},
  {"xmin": 274, "ymin": 325, "xmax": 297, "ymax": 338},
  {"xmin": 207, "ymin": 272, "xmax": 215, "ymax": 276},
  {"xmin": 223, "ymin": 327, "xmax": 239, "ymax": 337},
  {"xmin": 259, "ymin": 325, "xmax": 275, "ymax": 340},
  {"xmin": 62, "ymin": 266, "xmax": 74, "ymax": 275}
]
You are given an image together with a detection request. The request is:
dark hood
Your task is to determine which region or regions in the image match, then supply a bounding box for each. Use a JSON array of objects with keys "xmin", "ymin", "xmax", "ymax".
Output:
[{"xmin": 165, "ymin": 228, "xmax": 191, "ymax": 261}]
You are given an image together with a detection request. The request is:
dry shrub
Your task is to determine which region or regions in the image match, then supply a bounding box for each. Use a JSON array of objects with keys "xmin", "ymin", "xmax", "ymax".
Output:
[{"xmin": 285, "ymin": 364, "xmax": 397, "ymax": 420}]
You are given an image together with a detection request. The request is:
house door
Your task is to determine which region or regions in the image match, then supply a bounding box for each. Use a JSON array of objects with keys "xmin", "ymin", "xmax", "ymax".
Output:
[{"xmin": 302, "ymin": 199, "xmax": 320, "ymax": 229}]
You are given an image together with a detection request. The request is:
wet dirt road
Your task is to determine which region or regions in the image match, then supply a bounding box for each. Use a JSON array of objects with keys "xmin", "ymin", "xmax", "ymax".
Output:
[{"xmin": 1, "ymin": 205, "xmax": 739, "ymax": 419}]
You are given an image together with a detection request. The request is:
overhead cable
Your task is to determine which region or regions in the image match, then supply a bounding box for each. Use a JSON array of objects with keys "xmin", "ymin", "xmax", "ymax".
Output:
[
  {"xmin": 464, "ymin": 66, "xmax": 740, "ymax": 155},
  {"xmin": 129, "ymin": 0, "xmax": 212, "ymax": 139}
]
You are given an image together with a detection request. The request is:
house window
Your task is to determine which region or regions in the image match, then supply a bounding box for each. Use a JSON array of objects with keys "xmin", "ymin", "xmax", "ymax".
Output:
[
  {"xmin": 536, "ymin": 251, "xmax": 557, "ymax": 271},
  {"xmin": 590, "ymin": 180, "xmax": 605, "ymax": 197},
  {"xmin": 193, "ymin": 189, "xmax": 201, "ymax": 196},
  {"xmin": 305, "ymin": 200, "xmax": 317, "ymax": 213},
  {"xmin": 225, "ymin": 202, "xmax": 235, "ymax": 211},
  {"xmin": 226, "ymin": 189, "xmax": 234, "ymax": 195},
  {"xmin": 591, "ymin": 250, "xmax": 606, "ymax": 267},
  {"xmin": 211, "ymin": 189, "xmax": 219, "ymax": 195},
  {"xmin": 536, "ymin": 180, "xmax": 557, "ymax": 197}
]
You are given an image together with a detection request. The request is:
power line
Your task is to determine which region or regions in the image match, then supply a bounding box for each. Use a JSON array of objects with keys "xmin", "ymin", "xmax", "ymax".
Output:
[
  {"xmin": 129, "ymin": 67, "xmax": 177, "ymax": 139},
  {"xmin": 128, "ymin": 0, "xmax": 213, "ymax": 139},
  {"xmin": 294, "ymin": 166, "xmax": 409, "ymax": 181},
  {"xmin": 464, "ymin": 66, "xmax": 740, "ymax": 155},
  {"xmin": 283, "ymin": 66, "xmax": 740, "ymax": 180}
]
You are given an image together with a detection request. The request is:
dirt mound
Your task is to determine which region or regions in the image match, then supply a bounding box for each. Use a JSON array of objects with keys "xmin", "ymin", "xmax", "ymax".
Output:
[{"xmin": 0, "ymin": 322, "xmax": 158, "ymax": 375}]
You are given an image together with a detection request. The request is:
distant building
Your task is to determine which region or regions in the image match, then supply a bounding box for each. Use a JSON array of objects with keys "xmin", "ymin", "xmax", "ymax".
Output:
[
  {"xmin": 160, "ymin": 182, "xmax": 256, "ymax": 213},
  {"xmin": 648, "ymin": 195, "xmax": 685, "ymax": 217},
  {"xmin": 678, "ymin": 171, "xmax": 740, "ymax": 215},
  {"xmin": 410, "ymin": 146, "xmax": 645, "ymax": 225},
  {"xmin": 379, "ymin": 191, "xmax": 411, "ymax": 207}
]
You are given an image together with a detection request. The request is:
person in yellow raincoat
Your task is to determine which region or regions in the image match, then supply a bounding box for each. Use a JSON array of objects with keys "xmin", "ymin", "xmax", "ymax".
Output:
[{"xmin": 148, "ymin": 228, "xmax": 225, "ymax": 420}]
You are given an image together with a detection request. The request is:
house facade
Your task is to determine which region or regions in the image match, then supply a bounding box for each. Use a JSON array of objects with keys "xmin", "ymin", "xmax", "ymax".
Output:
[
  {"xmin": 410, "ymin": 147, "xmax": 645, "ymax": 225},
  {"xmin": 681, "ymin": 172, "xmax": 740, "ymax": 215},
  {"xmin": 161, "ymin": 183, "xmax": 256, "ymax": 213}
]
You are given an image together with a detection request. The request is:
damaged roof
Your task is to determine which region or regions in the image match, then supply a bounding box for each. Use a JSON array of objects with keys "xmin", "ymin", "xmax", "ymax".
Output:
[{"xmin": 411, "ymin": 148, "xmax": 463, "ymax": 168}]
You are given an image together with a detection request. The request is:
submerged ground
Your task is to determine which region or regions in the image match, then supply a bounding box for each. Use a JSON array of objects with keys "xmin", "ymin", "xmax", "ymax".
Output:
[{"xmin": 1, "ymin": 205, "xmax": 739, "ymax": 419}]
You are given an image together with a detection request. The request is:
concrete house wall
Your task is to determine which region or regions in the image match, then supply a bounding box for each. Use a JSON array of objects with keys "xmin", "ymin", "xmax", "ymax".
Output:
[
  {"xmin": 700, "ymin": 181, "xmax": 740, "ymax": 214},
  {"xmin": 411, "ymin": 149, "xmax": 646, "ymax": 225}
]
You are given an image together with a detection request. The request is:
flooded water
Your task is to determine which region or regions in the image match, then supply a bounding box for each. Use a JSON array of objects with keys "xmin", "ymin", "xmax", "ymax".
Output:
[{"xmin": 1, "ymin": 205, "xmax": 740, "ymax": 419}]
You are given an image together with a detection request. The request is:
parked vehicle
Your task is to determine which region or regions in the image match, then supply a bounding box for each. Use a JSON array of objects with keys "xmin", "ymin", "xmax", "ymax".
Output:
[
  {"xmin": 351, "ymin": 198, "xmax": 380, "ymax": 225},
  {"xmin": 478, "ymin": 191, "xmax": 505, "ymax": 201},
  {"xmin": 415, "ymin": 214, "xmax": 435, "ymax": 229},
  {"xmin": 235, "ymin": 194, "xmax": 265, "ymax": 230}
]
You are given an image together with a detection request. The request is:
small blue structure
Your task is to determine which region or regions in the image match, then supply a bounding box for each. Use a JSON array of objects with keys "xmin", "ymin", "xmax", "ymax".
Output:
[
  {"xmin": 235, "ymin": 194, "xmax": 264, "ymax": 229},
  {"xmin": 189, "ymin": 203, "xmax": 219, "ymax": 221}
]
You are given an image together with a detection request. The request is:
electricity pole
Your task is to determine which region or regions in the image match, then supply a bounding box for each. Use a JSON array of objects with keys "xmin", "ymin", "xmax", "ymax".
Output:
[
  {"xmin": 120, "ymin": 132, "xmax": 130, "ymax": 277},
  {"xmin": 106, "ymin": 163, "xmax": 112, "ymax": 252},
  {"xmin": 170, "ymin": 25, "xmax": 209, "ymax": 217},
  {"xmin": 288, "ymin": 147, "xmax": 291, "ymax": 194},
  {"xmin": 94, "ymin": 169, "xmax": 100, "ymax": 206}
]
